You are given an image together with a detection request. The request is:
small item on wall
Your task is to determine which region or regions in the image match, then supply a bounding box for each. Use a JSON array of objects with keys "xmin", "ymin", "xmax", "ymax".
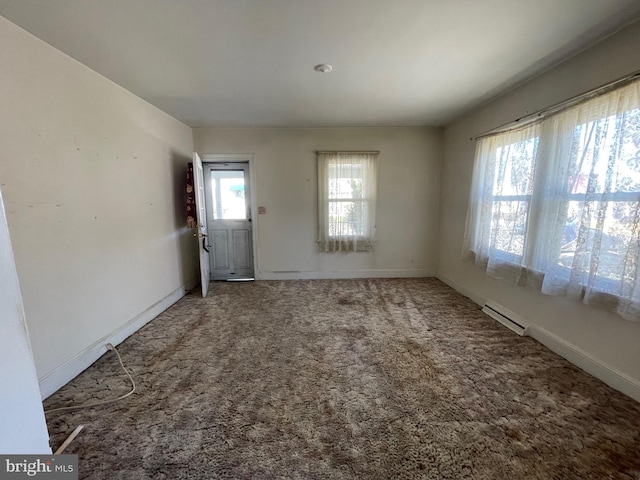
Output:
[
  {"xmin": 186, "ymin": 163, "xmax": 197, "ymax": 228},
  {"xmin": 258, "ymin": 206, "xmax": 266, "ymax": 215}
]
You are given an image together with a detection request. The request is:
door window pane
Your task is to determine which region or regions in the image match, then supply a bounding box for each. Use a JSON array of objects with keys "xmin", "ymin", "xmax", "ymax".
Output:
[{"xmin": 210, "ymin": 170, "xmax": 246, "ymax": 220}]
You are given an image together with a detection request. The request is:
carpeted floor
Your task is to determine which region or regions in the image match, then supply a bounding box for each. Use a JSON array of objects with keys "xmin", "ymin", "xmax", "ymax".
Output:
[{"xmin": 44, "ymin": 278, "xmax": 640, "ymax": 479}]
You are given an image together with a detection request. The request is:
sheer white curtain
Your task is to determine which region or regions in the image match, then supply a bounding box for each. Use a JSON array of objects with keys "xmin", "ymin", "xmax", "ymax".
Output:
[
  {"xmin": 464, "ymin": 79, "xmax": 640, "ymax": 320},
  {"xmin": 317, "ymin": 152, "xmax": 378, "ymax": 252},
  {"xmin": 463, "ymin": 123, "xmax": 541, "ymax": 286}
]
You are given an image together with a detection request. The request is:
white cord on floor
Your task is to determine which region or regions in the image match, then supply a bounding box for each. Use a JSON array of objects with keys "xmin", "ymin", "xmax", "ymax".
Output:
[
  {"xmin": 45, "ymin": 343, "xmax": 136, "ymax": 414},
  {"xmin": 54, "ymin": 425, "xmax": 84, "ymax": 454}
]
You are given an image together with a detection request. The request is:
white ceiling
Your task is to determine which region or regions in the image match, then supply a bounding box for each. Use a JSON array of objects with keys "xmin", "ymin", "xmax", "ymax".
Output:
[{"xmin": 2, "ymin": 0, "xmax": 640, "ymax": 127}]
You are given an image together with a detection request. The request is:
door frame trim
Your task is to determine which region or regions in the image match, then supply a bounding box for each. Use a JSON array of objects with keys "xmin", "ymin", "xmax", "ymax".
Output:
[{"xmin": 201, "ymin": 153, "xmax": 258, "ymax": 279}]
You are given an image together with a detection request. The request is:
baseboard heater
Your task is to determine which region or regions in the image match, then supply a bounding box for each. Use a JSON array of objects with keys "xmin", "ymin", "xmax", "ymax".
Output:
[{"xmin": 482, "ymin": 301, "xmax": 528, "ymax": 336}]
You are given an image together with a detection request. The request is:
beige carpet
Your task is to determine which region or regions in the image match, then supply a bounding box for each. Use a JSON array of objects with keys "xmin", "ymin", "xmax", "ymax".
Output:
[{"xmin": 44, "ymin": 278, "xmax": 640, "ymax": 479}]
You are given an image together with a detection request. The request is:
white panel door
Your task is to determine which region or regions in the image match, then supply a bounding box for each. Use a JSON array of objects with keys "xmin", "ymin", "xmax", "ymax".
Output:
[
  {"xmin": 0, "ymin": 187, "xmax": 51, "ymax": 453},
  {"xmin": 203, "ymin": 163, "xmax": 254, "ymax": 280},
  {"xmin": 193, "ymin": 152, "xmax": 211, "ymax": 296}
]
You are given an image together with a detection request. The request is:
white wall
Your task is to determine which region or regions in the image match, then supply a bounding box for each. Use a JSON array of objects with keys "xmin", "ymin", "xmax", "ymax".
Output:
[
  {"xmin": 438, "ymin": 20, "xmax": 640, "ymax": 400},
  {"xmin": 194, "ymin": 127, "xmax": 442, "ymax": 279},
  {"xmin": 0, "ymin": 187, "xmax": 50, "ymax": 454},
  {"xmin": 0, "ymin": 17, "xmax": 198, "ymax": 398}
]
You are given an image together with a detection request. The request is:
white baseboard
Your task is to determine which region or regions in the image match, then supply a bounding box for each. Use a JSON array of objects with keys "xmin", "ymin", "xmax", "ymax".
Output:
[
  {"xmin": 38, "ymin": 280, "xmax": 197, "ymax": 399},
  {"xmin": 256, "ymin": 268, "xmax": 435, "ymax": 280},
  {"xmin": 435, "ymin": 272, "xmax": 486, "ymax": 306},
  {"xmin": 528, "ymin": 326, "xmax": 640, "ymax": 403},
  {"xmin": 436, "ymin": 272, "xmax": 640, "ymax": 403}
]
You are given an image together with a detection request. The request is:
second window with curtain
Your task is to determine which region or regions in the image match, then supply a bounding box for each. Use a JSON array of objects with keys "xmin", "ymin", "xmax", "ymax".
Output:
[
  {"xmin": 317, "ymin": 152, "xmax": 378, "ymax": 252},
  {"xmin": 463, "ymin": 78, "xmax": 640, "ymax": 320}
]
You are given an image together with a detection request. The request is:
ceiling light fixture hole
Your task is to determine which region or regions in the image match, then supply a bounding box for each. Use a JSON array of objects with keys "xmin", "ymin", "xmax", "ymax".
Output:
[{"xmin": 314, "ymin": 64, "xmax": 333, "ymax": 73}]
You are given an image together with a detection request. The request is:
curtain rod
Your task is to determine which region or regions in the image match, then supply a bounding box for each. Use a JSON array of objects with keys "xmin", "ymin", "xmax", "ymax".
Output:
[
  {"xmin": 471, "ymin": 70, "xmax": 640, "ymax": 141},
  {"xmin": 316, "ymin": 150, "xmax": 380, "ymax": 154}
]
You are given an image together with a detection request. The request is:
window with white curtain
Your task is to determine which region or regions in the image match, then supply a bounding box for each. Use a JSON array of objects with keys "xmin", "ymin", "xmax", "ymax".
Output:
[
  {"xmin": 463, "ymin": 78, "xmax": 640, "ymax": 320},
  {"xmin": 317, "ymin": 152, "xmax": 378, "ymax": 252}
]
